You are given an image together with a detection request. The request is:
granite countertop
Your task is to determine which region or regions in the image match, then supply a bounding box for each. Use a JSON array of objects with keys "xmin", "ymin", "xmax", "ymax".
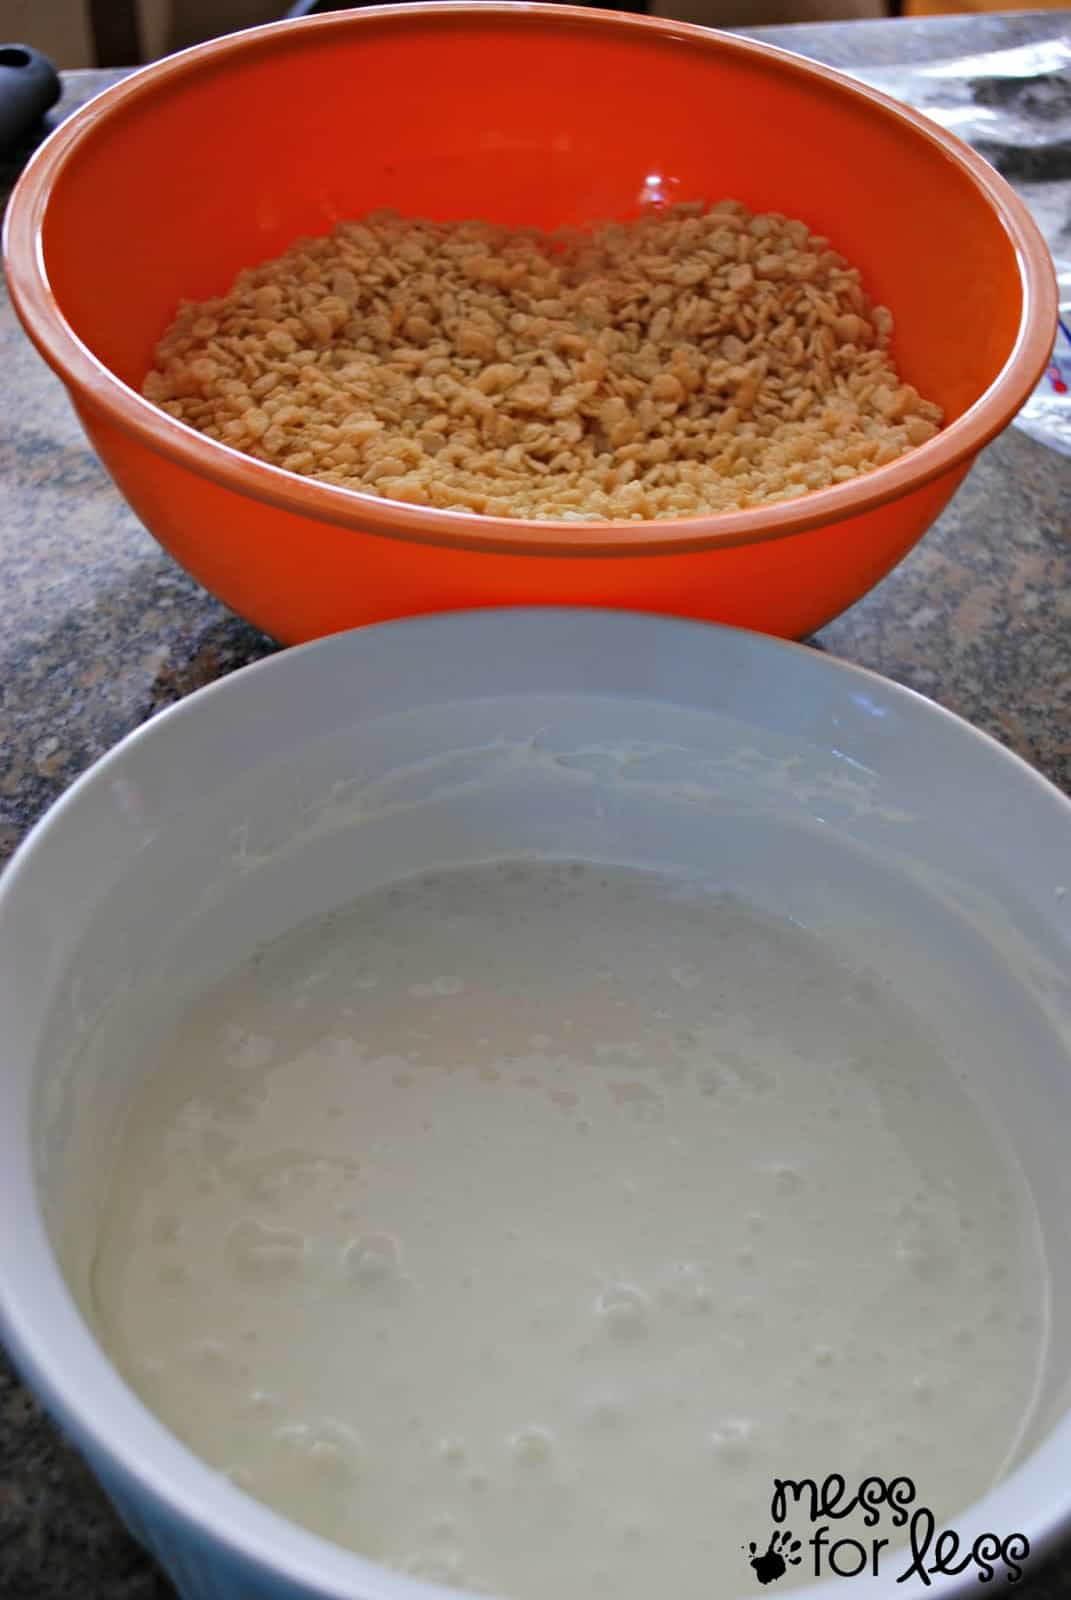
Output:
[{"xmin": 1, "ymin": 12, "xmax": 1070, "ymax": 1599}]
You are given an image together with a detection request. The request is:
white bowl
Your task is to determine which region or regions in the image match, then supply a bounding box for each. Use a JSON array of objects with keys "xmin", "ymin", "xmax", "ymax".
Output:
[{"xmin": 1, "ymin": 609, "xmax": 1070, "ymax": 1600}]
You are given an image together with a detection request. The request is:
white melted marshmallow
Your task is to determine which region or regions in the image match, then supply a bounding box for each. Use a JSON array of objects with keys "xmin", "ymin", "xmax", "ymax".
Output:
[{"xmin": 87, "ymin": 862, "xmax": 1048, "ymax": 1597}]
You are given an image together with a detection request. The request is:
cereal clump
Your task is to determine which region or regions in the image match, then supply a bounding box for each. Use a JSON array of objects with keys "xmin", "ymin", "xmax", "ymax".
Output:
[{"xmin": 144, "ymin": 202, "xmax": 942, "ymax": 522}]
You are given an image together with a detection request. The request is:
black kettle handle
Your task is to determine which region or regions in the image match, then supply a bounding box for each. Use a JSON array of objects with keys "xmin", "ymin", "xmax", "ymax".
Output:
[{"xmin": 0, "ymin": 44, "xmax": 61, "ymax": 151}]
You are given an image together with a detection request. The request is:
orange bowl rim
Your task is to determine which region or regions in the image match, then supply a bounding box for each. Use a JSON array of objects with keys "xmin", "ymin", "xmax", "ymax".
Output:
[{"xmin": 2, "ymin": 1, "xmax": 1059, "ymax": 559}]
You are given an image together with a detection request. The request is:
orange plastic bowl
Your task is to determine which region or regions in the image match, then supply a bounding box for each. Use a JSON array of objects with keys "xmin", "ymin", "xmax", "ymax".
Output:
[{"xmin": 4, "ymin": 3, "xmax": 1057, "ymax": 644}]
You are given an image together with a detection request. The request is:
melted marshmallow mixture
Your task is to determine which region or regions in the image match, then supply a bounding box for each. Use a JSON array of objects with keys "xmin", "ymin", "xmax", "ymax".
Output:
[{"xmin": 88, "ymin": 862, "xmax": 1047, "ymax": 1597}]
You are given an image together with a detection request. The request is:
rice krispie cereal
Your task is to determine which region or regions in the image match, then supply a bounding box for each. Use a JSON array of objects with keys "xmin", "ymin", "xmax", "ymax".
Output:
[{"xmin": 144, "ymin": 201, "xmax": 943, "ymax": 522}]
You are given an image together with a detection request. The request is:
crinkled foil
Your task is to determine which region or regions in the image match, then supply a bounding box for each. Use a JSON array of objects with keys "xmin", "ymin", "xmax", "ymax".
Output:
[{"xmin": 846, "ymin": 31, "xmax": 1071, "ymax": 456}]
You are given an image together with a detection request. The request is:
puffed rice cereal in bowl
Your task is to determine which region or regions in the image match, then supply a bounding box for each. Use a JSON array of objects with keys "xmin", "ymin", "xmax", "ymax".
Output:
[{"xmin": 143, "ymin": 200, "xmax": 943, "ymax": 523}]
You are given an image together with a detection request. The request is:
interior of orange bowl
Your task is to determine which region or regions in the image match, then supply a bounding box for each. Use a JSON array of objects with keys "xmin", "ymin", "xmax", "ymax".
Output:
[{"xmin": 39, "ymin": 8, "xmax": 1024, "ymax": 443}]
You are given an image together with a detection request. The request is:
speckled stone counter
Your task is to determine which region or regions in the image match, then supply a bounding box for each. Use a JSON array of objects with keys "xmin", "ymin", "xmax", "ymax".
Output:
[{"xmin": 2, "ymin": 13, "xmax": 1070, "ymax": 1600}]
